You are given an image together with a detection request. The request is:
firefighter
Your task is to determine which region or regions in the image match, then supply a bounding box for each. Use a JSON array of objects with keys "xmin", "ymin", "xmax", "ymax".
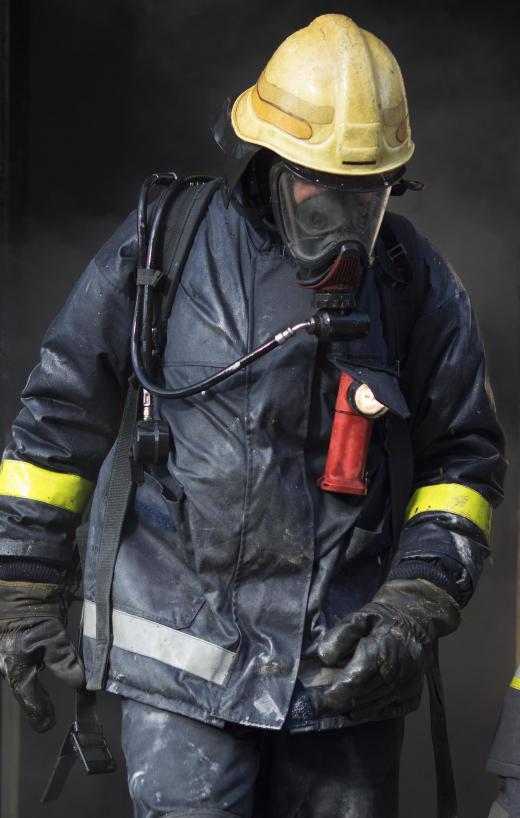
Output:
[{"xmin": 0, "ymin": 14, "xmax": 506, "ymax": 818}]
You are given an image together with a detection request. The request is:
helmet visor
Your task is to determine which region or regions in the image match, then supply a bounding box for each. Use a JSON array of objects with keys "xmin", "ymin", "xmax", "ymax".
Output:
[{"xmin": 272, "ymin": 165, "xmax": 391, "ymax": 266}]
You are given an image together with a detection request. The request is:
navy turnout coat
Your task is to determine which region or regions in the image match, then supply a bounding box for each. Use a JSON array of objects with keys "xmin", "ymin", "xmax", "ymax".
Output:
[{"xmin": 0, "ymin": 185, "xmax": 505, "ymax": 731}]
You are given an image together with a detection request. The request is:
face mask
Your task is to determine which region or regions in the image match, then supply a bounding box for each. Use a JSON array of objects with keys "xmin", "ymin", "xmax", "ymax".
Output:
[{"xmin": 270, "ymin": 161, "xmax": 396, "ymax": 285}]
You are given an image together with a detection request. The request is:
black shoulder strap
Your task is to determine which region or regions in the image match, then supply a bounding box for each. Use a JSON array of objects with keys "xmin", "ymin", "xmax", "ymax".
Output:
[
  {"xmin": 376, "ymin": 214, "xmax": 428, "ymax": 537},
  {"xmin": 89, "ymin": 381, "xmax": 139, "ymax": 689},
  {"xmin": 44, "ymin": 177, "xmax": 221, "ymax": 802},
  {"xmin": 89, "ymin": 176, "xmax": 221, "ymax": 688},
  {"xmin": 377, "ymin": 220, "xmax": 459, "ymax": 818},
  {"xmin": 156, "ymin": 178, "xmax": 222, "ymax": 351},
  {"xmin": 377, "ymin": 213, "xmax": 429, "ymax": 374},
  {"xmin": 42, "ymin": 381, "xmax": 138, "ymax": 802},
  {"xmin": 376, "ymin": 213, "xmax": 427, "ymax": 545}
]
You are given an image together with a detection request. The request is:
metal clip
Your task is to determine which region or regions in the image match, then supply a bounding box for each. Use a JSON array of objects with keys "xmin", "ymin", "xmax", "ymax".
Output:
[
  {"xmin": 387, "ymin": 242, "xmax": 407, "ymax": 263},
  {"xmin": 70, "ymin": 723, "xmax": 116, "ymax": 774},
  {"xmin": 41, "ymin": 722, "xmax": 116, "ymax": 803}
]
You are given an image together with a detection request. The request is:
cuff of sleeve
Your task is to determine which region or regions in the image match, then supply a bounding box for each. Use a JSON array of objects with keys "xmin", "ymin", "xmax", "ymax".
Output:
[
  {"xmin": 396, "ymin": 514, "xmax": 487, "ymax": 596},
  {"xmin": 387, "ymin": 559, "xmax": 461, "ymax": 604},
  {"xmin": 0, "ymin": 557, "xmax": 66, "ymax": 584}
]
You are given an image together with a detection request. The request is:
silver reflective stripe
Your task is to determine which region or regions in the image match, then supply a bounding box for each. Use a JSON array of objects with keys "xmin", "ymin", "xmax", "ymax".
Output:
[
  {"xmin": 488, "ymin": 801, "xmax": 510, "ymax": 818},
  {"xmin": 83, "ymin": 600, "xmax": 235, "ymax": 686},
  {"xmin": 299, "ymin": 666, "xmax": 343, "ymax": 688}
]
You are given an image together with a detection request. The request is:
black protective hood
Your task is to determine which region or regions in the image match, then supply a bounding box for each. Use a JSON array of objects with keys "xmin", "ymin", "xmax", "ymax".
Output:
[{"xmin": 211, "ymin": 98, "xmax": 263, "ymax": 206}]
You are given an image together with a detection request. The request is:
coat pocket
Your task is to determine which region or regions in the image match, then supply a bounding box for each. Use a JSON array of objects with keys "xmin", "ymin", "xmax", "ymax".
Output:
[
  {"xmin": 133, "ymin": 467, "xmax": 186, "ymax": 533},
  {"xmin": 113, "ymin": 469, "xmax": 205, "ymax": 631},
  {"xmin": 344, "ymin": 523, "xmax": 393, "ymax": 566}
]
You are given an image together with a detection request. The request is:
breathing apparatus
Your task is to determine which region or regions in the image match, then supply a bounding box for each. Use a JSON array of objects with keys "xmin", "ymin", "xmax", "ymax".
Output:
[{"xmin": 131, "ymin": 164, "xmax": 402, "ymax": 494}]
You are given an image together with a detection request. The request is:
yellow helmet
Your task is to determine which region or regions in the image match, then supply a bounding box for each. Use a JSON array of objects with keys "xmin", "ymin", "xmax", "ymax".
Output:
[{"xmin": 231, "ymin": 14, "xmax": 414, "ymax": 177}]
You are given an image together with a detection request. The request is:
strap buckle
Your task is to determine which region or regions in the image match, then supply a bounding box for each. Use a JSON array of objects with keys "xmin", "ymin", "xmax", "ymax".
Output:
[
  {"xmin": 136, "ymin": 267, "xmax": 166, "ymax": 288},
  {"xmin": 70, "ymin": 722, "xmax": 116, "ymax": 774},
  {"xmin": 41, "ymin": 721, "xmax": 116, "ymax": 803},
  {"xmin": 386, "ymin": 242, "xmax": 407, "ymax": 264}
]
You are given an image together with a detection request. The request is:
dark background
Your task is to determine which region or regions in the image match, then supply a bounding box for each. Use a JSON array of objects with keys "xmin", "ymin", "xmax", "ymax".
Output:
[{"xmin": 0, "ymin": 1, "xmax": 518, "ymax": 816}]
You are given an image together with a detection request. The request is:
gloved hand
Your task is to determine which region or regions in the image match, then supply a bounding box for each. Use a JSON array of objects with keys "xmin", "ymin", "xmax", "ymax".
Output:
[
  {"xmin": 489, "ymin": 777, "xmax": 520, "ymax": 818},
  {"xmin": 0, "ymin": 580, "xmax": 85, "ymax": 732},
  {"xmin": 317, "ymin": 578, "xmax": 461, "ymax": 720}
]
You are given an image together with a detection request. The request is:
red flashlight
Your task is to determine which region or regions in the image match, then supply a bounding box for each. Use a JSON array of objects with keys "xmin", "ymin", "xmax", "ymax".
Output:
[{"xmin": 319, "ymin": 372, "xmax": 388, "ymax": 496}]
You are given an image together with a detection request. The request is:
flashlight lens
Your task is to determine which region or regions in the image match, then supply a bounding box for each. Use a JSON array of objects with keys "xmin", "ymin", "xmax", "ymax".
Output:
[{"xmin": 353, "ymin": 384, "xmax": 388, "ymax": 417}]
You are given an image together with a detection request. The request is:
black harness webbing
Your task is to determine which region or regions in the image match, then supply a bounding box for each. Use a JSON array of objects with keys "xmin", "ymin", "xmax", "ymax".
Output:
[
  {"xmin": 157, "ymin": 178, "xmax": 222, "ymax": 352},
  {"xmin": 89, "ymin": 381, "xmax": 139, "ymax": 689},
  {"xmin": 43, "ymin": 180, "xmax": 222, "ymax": 802},
  {"xmin": 375, "ymin": 216, "xmax": 425, "ymax": 545},
  {"xmin": 89, "ymin": 178, "xmax": 221, "ymax": 688},
  {"xmin": 376, "ymin": 219, "xmax": 459, "ymax": 818},
  {"xmin": 41, "ymin": 385, "xmax": 138, "ymax": 802},
  {"xmin": 428, "ymin": 643, "xmax": 459, "ymax": 818}
]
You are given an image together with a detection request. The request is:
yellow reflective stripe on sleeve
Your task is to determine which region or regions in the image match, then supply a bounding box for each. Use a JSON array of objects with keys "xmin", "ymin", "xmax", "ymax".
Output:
[
  {"xmin": 0, "ymin": 459, "xmax": 93, "ymax": 514},
  {"xmin": 510, "ymin": 677, "xmax": 520, "ymax": 692},
  {"xmin": 404, "ymin": 483, "xmax": 492, "ymax": 539}
]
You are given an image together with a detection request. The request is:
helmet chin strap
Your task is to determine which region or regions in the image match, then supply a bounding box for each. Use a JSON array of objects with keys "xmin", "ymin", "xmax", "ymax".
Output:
[{"xmin": 297, "ymin": 243, "xmax": 364, "ymax": 292}]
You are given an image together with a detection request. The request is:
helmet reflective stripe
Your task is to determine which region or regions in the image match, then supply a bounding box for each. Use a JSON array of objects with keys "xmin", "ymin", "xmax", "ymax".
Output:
[
  {"xmin": 0, "ymin": 459, "xmax": 93, "ymax": 514},
  {"xmin": 231, "ymin": 14, "xmax": 414, "ymax": 177},
  {"xmin": 404, "ymin": 483, "xmax": 492, "ymax": 540}
]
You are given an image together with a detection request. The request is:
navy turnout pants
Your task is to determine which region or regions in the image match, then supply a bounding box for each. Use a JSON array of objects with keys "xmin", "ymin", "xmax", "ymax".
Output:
[{"xmin": 121, "ymin": 699, "xmax": 404, "ymax": 818}]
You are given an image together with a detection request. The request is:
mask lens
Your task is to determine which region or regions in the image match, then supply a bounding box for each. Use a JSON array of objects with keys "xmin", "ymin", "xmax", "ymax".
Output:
[{"xmin": 275, "ymin": 168, "xmax": 391, "ymax": 266}]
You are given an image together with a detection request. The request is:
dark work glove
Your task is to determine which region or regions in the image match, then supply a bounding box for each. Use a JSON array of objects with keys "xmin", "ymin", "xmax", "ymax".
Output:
[
  {"xmin": 489, "ymin": 778, "xmax": 520, "ymax": 818},
  {"xmin": 0, "ymin": 580, "xmax": 85, "ymax": 732},
  {"xmin": 317, "ymin": 579, "xmax": 461, "ymax": 720}
]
